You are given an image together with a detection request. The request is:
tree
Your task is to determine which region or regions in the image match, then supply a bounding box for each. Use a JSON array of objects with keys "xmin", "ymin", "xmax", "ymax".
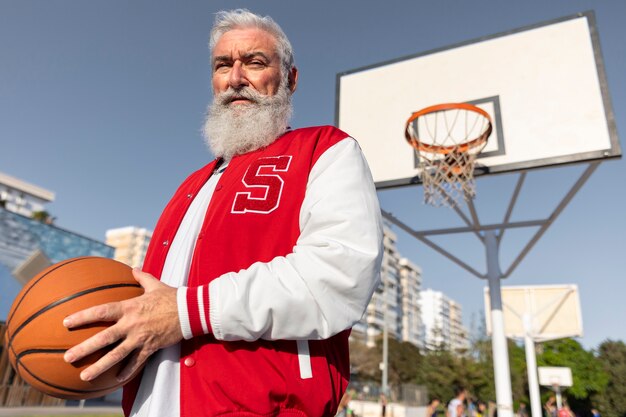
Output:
[
  {"xmin": 469, "ymin": 337, "xmax": 528, "ymax": 405},
  {"xmin": 538, "ymin": 338, "xmax": 609, "ymax": 415},
  {"xmin": 387, "ymin": 338, "xmax": 423, "ymax": 386},
  {"xmin": 593, "ymin": 340, "xmax": 626, "ymax": 417},
  {"xmin": 31, "ymin": 210, "xmax": 54, "ymax": 224},
  {"xmin": 349, "ymin": 339, "xmax": 383, "ymax": 382},
  {"xmin": 508, "ymin": 340, "xmax": 530, "ymax": 406},
  {"xmin": 415, "ymin": 349, "xmax": 459, "ymax": 402}
]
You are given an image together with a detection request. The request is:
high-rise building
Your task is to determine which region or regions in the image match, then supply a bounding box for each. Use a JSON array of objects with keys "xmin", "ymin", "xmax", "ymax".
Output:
[
  {"xmin": 398, "ymin": 258, "xmax": 424, "ymax": 349},
  {"xmin": 105, "ymin": 226, "xmax": 152, "ymax": 268},
  {"xmin": 352, "ymin": 227, "xmax": 423, "ymax": 349},
  {"xmin": 0, "ymin": 171, "xmax": 55, "ymax": 218},
  {"xmin": 449, "ymin": 300, "xmax": 470, "ymax": 353},
  {"xmin": 420, "ymin": 289, "xmax": 469, "ymax": 353}
]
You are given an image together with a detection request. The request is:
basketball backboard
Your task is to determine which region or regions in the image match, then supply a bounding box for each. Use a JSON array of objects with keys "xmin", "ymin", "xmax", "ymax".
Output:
[
  {"xmin": 483, "ymin": 285, "xmax": 583, "ymax": 342},
  {"xmin": 336, "ymin": 11, "xmax": 621, "ymax": 189},
  {"xmin": 538, "ymin": 367, "xmax": 573, "ymax": 388}
]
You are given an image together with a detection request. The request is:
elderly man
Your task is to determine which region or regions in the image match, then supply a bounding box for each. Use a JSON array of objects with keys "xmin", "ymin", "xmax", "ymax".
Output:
[{"xmin": 63, "ymin": 9, "xmax": 383, "ymax": 417}]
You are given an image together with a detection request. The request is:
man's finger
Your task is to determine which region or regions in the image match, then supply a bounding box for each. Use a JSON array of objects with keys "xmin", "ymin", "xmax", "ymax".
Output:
[
  {"xmin": 132, "ymin": 268, "xmax": 161, "ymax": 292},
  {"xmin": 63, "ymin": 302, "xmax": 122, "ymax": 329},
  {"xmin": 64, "ymin": 325, "xmax": 122, "ymax": 364},
  {"xmin": 79, "ymin": 340, "xmax": 134, "ymax": 382},
  {"xmin": 116, "ymin": 348, "xmax": 148, "ymax": 383}
]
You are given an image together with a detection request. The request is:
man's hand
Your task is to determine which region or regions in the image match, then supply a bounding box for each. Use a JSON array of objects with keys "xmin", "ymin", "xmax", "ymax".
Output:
[{"xmin": 63, "ymin": 268, "xmax": 183, "ymax": 383}]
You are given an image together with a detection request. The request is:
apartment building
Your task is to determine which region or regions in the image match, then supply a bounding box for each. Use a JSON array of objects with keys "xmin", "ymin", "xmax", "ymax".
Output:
[
  {"xmin": 105, "ymin": 226, "xmax": 152, "ymax": 268},
  {"xmin": 352, "ymin": 227, "xmax": 424, "ymax": 349},
  {"xmin": 420, "ymin": 289, "xmax": 469, "ymax": 353},
  {"xmin": 0, "ymin": 171, "xmax": 55, "ymax": 218}
]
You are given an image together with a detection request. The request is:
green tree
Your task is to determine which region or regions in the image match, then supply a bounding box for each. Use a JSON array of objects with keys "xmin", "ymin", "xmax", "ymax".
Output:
[
  {"xmin": 387, "ymin": 338, "xmax": 423, "ymax": 385},
  {"xmin": 349, "ymin": 336, "xmax": 424, "ymax": 386},
  {"xmin": 593, "ymin": 340, "xmax": 626, "ymax": 417},
  {"xmin": 538, "ymin": 338, "xmax": 609, "ymax": 414},
  {"xmin": 508, "ymin": 340, "xmax": 530, "ymax": 406},
  {"xmin": 469, "ymin": 337, "xmax": 528, "ymax": 405},
  {"xmin": 31, "ymin": 210, "xmax": 53, "ymax": 224},
  {"xmin": 349, "ymin": 339, "xmax": 382, "ymax": 382},
  {"xmin": 415, "ymin": 349, "xmax": 459, "ymax": 402}
]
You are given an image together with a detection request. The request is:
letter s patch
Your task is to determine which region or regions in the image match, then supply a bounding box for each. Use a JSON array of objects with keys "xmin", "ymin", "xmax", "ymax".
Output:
[{"xmin": 231, "ymin": 155, "xmax": 292, "ymax": 214}]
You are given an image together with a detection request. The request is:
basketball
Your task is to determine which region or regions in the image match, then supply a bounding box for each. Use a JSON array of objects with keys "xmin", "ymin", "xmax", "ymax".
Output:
[{"xmin": 2, "ymin": 256, "xmax": 144, "ymax": 400}]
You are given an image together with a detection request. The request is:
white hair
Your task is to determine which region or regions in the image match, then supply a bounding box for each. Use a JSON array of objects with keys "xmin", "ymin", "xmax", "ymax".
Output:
[{"xmin": 208, "ymin": 9, "xmax": 295, "ymax": 78}]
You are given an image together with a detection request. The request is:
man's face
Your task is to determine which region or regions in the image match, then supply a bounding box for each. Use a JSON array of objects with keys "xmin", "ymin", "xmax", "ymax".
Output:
[{"xmin": 211, "ymin": 27, "xmax": 295, "ymax": 102}]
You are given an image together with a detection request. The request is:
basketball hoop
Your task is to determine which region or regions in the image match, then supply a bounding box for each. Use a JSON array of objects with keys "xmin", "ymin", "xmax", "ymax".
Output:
[{"xmin": 405, "ymin": 103, "xmax": 492, "ymax": 206}]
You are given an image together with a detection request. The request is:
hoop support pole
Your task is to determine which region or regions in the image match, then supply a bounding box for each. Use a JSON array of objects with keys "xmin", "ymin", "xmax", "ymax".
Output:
[
  {"xmin": 555, "ymin": 386, "xmax": 563, "ymax": 410},
  {"xmin": 433, "ymin": 182, "xmax": 484, "ymax": 242},
  {"xmin": 502, "ymin": 162, "xmax": 599, "ymax": 278},
  {"xmin": 381, "ymin": 209, "xmax": 485, "ymax": 278},
  {"xmin": 524, "ymin": 313, "xmax": 542, "ymax": 417},
  {"xmin": 466, "ymin": 195, "xmax": 482, "ymax": 237},
  {"xmin": 485, "ymin": 230, "xmax": 514, "ymax": 417},
  {"xmin": 498, "ymin": 172, "xmax": 527, "ymax": 243},
  {"xmin": 406, "ymin": 219, "xmax": 547, "ymax": 237}
]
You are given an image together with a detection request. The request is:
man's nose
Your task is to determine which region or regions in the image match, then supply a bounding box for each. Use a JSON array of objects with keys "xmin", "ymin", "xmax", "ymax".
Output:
[{"xmin": 228, "ymin": 61, "xmax": 249, "ymax": 89}]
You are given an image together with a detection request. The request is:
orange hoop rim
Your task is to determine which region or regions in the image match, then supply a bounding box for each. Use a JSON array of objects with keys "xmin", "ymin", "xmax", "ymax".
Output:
[{"xmin": 404, "ymin": 103, "xmax": 493, "ymax": 155}]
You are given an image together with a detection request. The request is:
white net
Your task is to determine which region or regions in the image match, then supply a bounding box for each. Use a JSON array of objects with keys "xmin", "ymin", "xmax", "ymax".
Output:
[{"xmin": 406, "ymin": 104, "xmax": 491, "ymax": 207}]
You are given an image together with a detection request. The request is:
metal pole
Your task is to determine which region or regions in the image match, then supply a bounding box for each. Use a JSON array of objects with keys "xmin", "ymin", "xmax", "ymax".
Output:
[
  {"xmin": 524, "ymin": 314, "xmax": 542, "ymax": 417},
  {"xmin": 555, "ymin": 386, "xmax": 562, "ymax": 409},
  {"xmin": 485, "ymin": 231, "xmax": 514, "ymax": 417}
]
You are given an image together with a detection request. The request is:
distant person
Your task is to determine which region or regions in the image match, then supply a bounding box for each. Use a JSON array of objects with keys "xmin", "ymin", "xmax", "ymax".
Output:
[
  {"xmin": 545, "ymin": 396, "xmax": 558, "ymax": 417},
  {"xmin": 467, "ymin": 396, "xmax": 477, "ymax": 417},
  {"xmin": 448, "ymin": 387, "xmax": 468, "ymax": 417},
  {"xmin": 427, "ymin": 397, "xmax": 442, "ymax": 417},
  {"xmin": 591, "ymin": 409, "xmax": 600, "ymax": 417},
  {"xmin": 475, "ymin": 401, "xmax": 487, "ymax": 417},
  {"xmin": 381, "ymin": 393, "xmax": 388, "ymax": 417},
  {"xmin": 558, "ymin": 403, "xmax": 575, "ymax": 417},
  {"xmin": 517, "ymin": 402, "xmax": 529, "ymax": 417}
]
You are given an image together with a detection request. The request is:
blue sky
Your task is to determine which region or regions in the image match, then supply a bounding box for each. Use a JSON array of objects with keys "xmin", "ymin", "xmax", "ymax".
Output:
[{"xmin": 1, "ymin": 1, "xmax": 625, "ymax": 350}]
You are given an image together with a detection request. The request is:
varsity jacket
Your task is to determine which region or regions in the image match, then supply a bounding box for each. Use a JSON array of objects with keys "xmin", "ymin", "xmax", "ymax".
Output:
[{"xmin": 122, "ymin": 126, "xmax": 383, "ymax": 417}]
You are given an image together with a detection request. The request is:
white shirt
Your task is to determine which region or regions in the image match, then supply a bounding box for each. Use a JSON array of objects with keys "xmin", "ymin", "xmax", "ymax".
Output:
[{"xmin": 131, "ymin": 161, "xmax": 228, "ymax": 417}]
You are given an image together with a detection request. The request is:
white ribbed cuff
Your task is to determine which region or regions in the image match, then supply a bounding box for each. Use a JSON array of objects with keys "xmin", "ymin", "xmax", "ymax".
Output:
[{"xmin": 177, "ymin": 287, "xmax": 193, "ymax": 340}]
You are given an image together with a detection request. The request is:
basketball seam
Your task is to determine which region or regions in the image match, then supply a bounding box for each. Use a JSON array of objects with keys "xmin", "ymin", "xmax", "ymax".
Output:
[
  {"xmin": 7, "ymin": 282, "xmax": 142, "ymax": 354},
  {"xmin": 16, "ymin": 353, "xmax": 122, "ymax": 396},
  {"xmin": 5, "ymin": 256, "xmax": 86, "ymax": 328}
]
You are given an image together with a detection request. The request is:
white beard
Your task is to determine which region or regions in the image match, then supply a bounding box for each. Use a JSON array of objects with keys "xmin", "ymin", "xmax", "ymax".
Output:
[{"xmin": 202, "ymin": 85, "xmax": 293, "ymax": 160}]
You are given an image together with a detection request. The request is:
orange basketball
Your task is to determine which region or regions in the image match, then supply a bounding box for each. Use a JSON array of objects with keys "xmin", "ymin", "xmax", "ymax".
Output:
[{"xmin": 3, "ymin": 256, "xmax": 144, "ymax": 399}]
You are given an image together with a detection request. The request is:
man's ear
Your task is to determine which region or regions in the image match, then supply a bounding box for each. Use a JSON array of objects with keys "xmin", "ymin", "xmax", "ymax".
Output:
[{"xmin": 288, "ymin": 67, "xmax": 299, "ymax": 93}]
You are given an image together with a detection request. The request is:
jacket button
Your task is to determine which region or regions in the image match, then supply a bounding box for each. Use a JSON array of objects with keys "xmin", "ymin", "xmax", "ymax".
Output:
[
  {"xmin": 184, "ymin": 357, "xmax": 195, "ymax": 367},
  {"xmin": 216, "ymin": 185, "xmax": 223, "ymax": 191},
  {"xmin": 187, "ymin": 193, "xmax": 193, "ymax": 199},
  {"xmin": 163, "ymin": 240, "xmax": 169, "ymax": 246}
]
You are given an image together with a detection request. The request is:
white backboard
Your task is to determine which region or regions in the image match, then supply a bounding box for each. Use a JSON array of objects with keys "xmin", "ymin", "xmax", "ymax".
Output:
[
  {"xmin": 538, "ymin": 366, "xmax": 573, "ymax": 387},
  {"xmin": 484, "ymin": 285, "xmax": 583, "ymax": 342},
  {"xmin": 336, "ymin": 11, "xmax": 621, "ymax": 189}
]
